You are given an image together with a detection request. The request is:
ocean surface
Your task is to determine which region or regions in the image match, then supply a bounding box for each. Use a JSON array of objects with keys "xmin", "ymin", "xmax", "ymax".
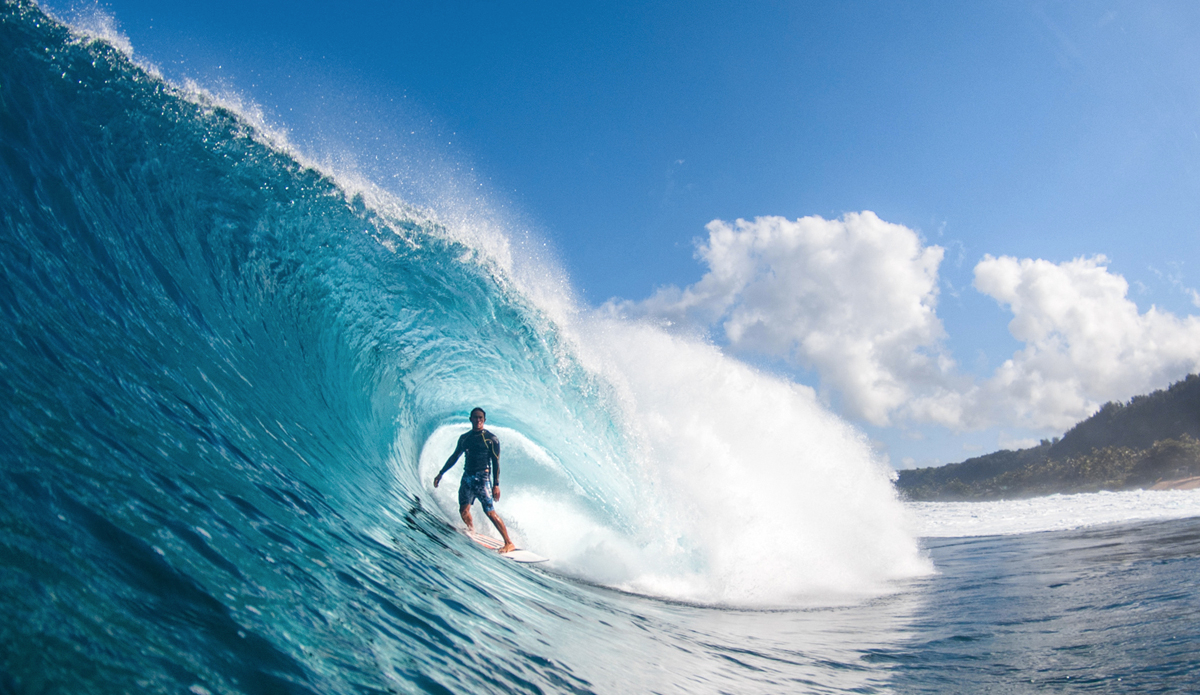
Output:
[{"xmin": 3, "ymin": 3, "xmax": 1199, "ymax": 692}]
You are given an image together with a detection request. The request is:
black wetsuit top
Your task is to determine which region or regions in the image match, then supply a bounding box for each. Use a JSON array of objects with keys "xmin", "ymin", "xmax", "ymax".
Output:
[{"xmin": 440, "ymin": 429, "xmax": 501, "ymax": 484}]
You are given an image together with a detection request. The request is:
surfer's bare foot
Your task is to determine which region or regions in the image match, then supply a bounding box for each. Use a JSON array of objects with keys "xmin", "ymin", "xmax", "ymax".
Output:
[{"xmin": 498, "ymin": 543, "xmax": 516, "ymax": 554}]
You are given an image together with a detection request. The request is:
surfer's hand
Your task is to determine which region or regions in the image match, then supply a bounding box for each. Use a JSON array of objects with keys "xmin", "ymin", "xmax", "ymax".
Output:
[
  {"xmin": 433, "ymin": 474, "xmax": 441, "ymax": 488},
  {"xmin": 493, "ymin": 485, "xmax": 500, "ymax": 501}
]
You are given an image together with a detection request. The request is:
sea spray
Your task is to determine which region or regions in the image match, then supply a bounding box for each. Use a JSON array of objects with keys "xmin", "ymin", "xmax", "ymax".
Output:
[
  {"xmin": 560, "ymin": 319, "xmax": 930, "ymax": 603},
  {"xmin": 422, "ymin": 317, "xmax": 932, "ymax": 606}
]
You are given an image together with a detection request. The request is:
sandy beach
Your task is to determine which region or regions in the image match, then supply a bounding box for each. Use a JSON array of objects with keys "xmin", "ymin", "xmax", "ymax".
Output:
[{"xmin": 1150, "ymin": 476, "xmax": 1200, "ymax": 491}]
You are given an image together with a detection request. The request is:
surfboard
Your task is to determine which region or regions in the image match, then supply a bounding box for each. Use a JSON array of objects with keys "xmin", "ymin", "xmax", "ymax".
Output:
[{"xmin": 467, "ymin": 531, "xmax": 548, "ymax": 563}]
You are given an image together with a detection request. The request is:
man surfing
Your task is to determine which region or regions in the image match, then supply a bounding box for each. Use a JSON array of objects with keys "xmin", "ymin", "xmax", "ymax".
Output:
[{"xmin": 433, "ymin": 407, "xmax": 516, "ymax": 554}]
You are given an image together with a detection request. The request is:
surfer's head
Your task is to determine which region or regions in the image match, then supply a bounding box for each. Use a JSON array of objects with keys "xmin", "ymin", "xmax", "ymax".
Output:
[{"xmin": 470, "ymin": 407, "xmax": 486, "ymax": 430}]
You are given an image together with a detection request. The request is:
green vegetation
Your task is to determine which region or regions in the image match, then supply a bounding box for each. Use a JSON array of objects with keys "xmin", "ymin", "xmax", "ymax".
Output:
[{"xmin": 896, "ymin": 374, "xmax": 1200, "ymax": 501}]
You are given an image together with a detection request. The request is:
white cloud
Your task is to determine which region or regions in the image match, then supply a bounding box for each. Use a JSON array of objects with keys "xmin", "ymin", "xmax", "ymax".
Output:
[
  {"xmin": 609, "ymin": 212, "xmax": 950, "ymax": 425},
  {"xmin": 972, "ymin": 254, "xmax": 1200, "ymax": 429},
  {"xmin": 997, "ymin": 433, "xmax": 1041, "ymax": 451},
  {"xmin": 613, "ymin": 212, "xmax": 1200, "ymax": 435}
]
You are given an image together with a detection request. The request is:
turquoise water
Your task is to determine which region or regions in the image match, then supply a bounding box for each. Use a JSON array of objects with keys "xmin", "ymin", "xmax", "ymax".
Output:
[{"xmin": 3, "ymin": 3, "xmax": 1199, "ymax": 692}]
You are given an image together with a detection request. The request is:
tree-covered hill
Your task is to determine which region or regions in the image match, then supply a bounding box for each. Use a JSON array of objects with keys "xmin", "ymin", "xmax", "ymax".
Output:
[{"xmin": 896, "ymin": 374, "xmax": 1200, "ymax": 501}]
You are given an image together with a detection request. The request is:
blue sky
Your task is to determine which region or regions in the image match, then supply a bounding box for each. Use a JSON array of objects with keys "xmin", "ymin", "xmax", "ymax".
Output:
[{"xmin": 52, "ymin": 1, "xmax": 1200, "ymax": 466}]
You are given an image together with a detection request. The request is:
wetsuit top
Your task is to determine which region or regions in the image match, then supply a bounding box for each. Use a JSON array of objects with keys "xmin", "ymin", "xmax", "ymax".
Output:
[{"xmin": 440, "ymin": 429, "xmax": 501, "ymax": 484}]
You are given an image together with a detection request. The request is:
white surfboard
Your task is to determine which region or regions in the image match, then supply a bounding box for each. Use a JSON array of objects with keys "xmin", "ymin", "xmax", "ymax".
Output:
[{"xmin": 467, "ymin": 531, "xmax": 548, "ymax": 563}]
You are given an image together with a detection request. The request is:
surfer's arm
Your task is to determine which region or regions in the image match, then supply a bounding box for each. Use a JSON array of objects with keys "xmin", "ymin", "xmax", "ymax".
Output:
[
  {"xmin": 490, "ymin": 435, "xmax": 501, "ymax": 488},
  {"xmin": 434, "ymin": 440, "xmax": 465, "ymax": 486}
]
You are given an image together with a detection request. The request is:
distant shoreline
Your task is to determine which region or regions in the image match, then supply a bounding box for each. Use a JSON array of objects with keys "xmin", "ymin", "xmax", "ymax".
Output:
[
  {"xmin": 895, "ymin": 375, "xmax": 1200, "ymax": 502},
  {"xmin": 1150, "ymin": 476, "xmax": 1200, "ymax": 491}
]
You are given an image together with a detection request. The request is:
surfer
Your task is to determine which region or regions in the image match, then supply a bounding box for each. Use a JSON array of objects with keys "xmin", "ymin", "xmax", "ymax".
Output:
[{"xmin": 433, "ymin": 408, "xmax": 516, "ymax": 554}]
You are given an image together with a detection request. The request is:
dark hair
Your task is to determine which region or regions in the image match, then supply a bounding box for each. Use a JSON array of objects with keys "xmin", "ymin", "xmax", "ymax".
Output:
[{"xmin": 469, "ymin": 407, "xmax": 486, "ymax": 418}]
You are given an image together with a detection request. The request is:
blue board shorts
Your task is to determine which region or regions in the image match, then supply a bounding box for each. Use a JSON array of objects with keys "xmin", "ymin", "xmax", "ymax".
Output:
[{"xmin": 458, "ymin": 470, "xmax": 495, "ymax": 513}]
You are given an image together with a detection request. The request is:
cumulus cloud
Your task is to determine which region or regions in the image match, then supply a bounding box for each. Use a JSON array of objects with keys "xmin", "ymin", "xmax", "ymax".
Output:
[
  {"xmin": 612, "ymin": 212, "xmax": 1200, "ymax": 434},
  {"xmin": 971, "ymin": 254, "xmax": 1200, "ymax": 429},
  {"xmin": 609, "ymin": 212, "xmax": 951, "ymax": 425}
]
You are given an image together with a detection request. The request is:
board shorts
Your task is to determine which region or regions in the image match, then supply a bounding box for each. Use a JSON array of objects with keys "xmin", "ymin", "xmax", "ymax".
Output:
[{"xmin": 458, "ymin": 470, "xmax": 494, "ymax": 513}]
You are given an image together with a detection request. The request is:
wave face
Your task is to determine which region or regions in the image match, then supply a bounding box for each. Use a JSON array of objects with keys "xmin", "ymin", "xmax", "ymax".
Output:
[{"xmin": 0, "ymin": 3, "xmax": 928, "ymax": 692}]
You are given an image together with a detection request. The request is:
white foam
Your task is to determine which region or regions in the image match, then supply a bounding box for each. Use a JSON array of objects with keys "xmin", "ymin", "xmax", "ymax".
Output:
[
  {"xmin": 563, "ymin": 319, "xmax": 933, "ymax": 605},
  {"xmin": 419, "ymin": 321, "xmax": 935, "ymax": 607},
  {"xmin": 909, "ymin": 488, "xmax": 1200, "ymax": 538}
]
